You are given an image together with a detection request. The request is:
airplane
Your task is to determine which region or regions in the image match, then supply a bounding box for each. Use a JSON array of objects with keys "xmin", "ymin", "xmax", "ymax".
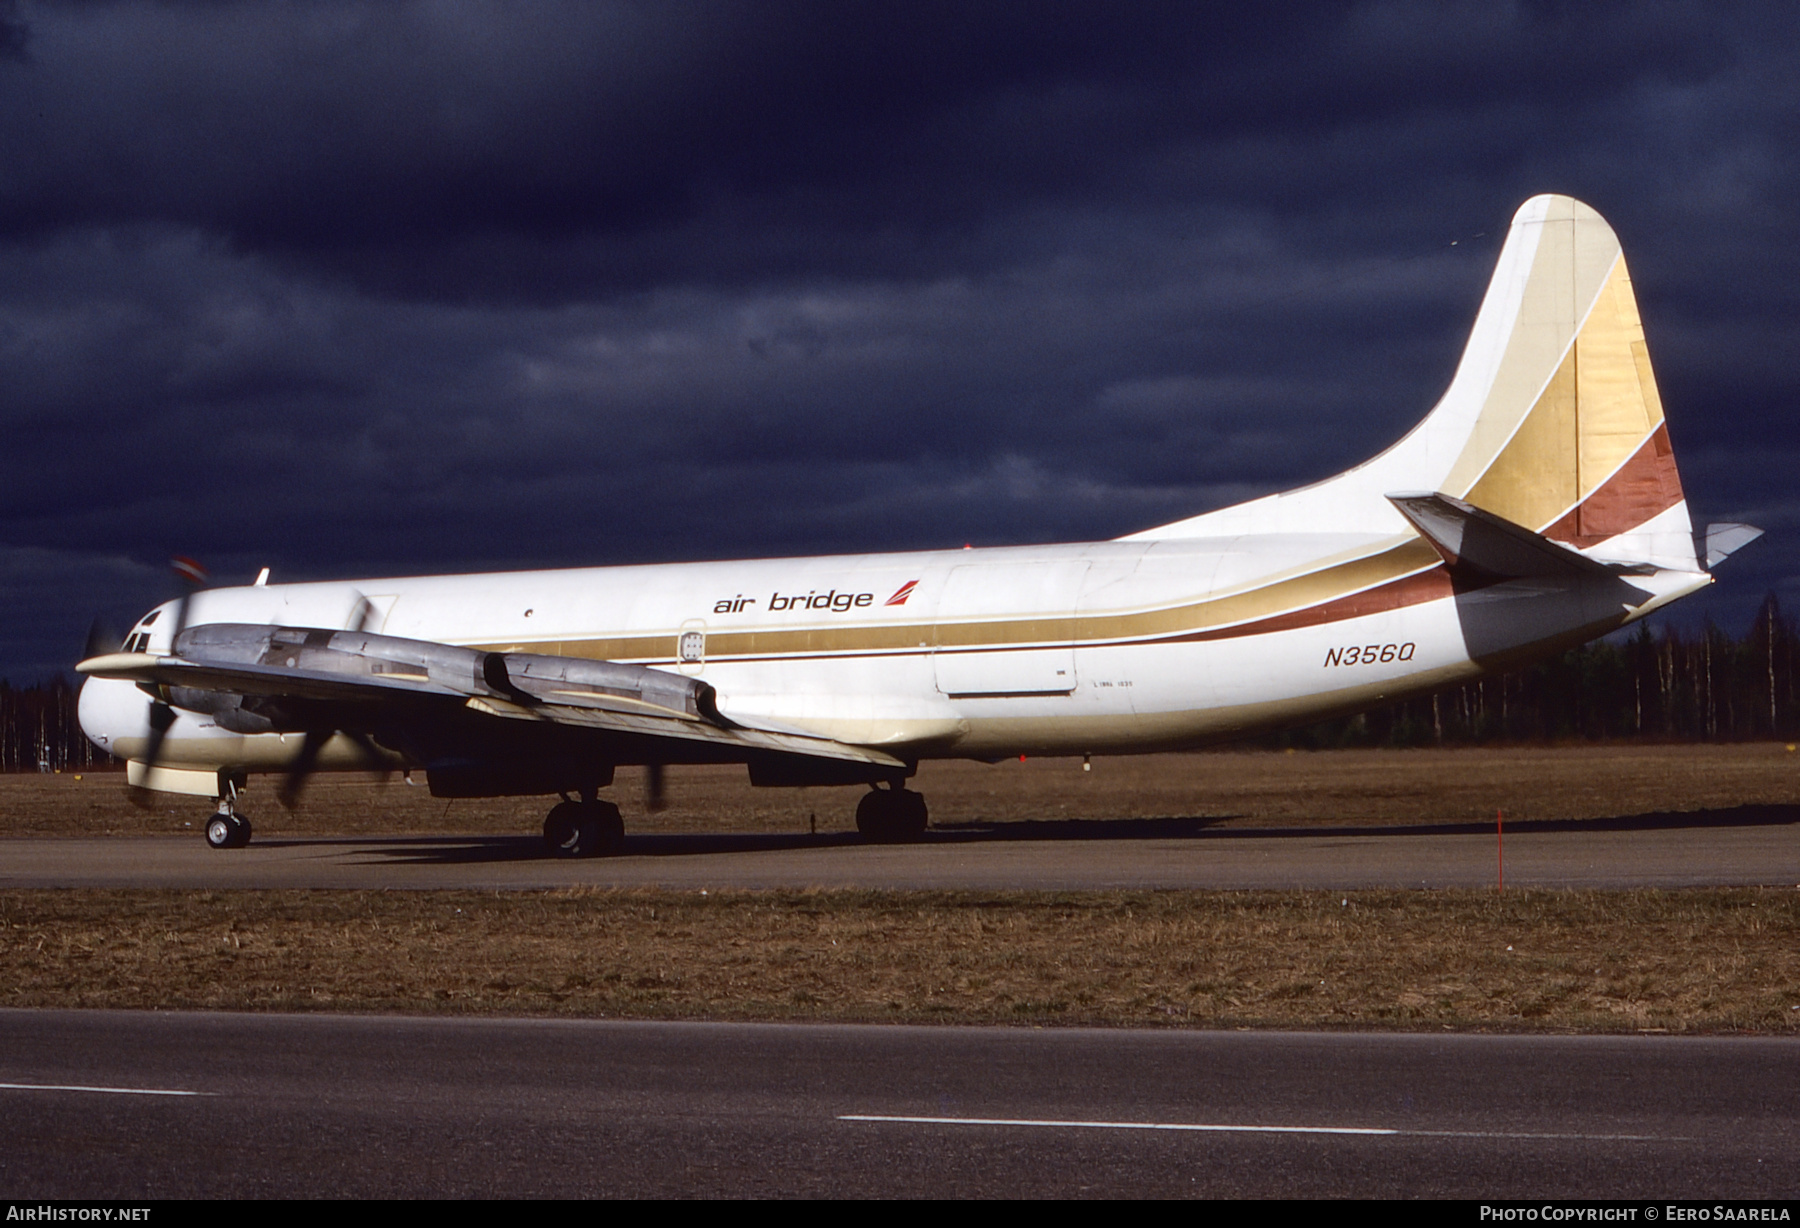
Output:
[{"xmin": 75, "ymin": 194, "xmax": 1761, "ymax": 855}]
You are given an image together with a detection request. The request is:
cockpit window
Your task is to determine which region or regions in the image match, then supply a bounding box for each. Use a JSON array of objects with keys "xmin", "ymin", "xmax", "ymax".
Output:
[{"xmin": 122, "ymin": 608, "xmax": 162, "ymax": 653}]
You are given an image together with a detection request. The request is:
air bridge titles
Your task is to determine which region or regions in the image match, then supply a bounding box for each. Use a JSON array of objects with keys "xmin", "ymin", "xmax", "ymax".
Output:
[{"xmin": 712, "ymin": 590, "xmax": 876, "ymax": 615}]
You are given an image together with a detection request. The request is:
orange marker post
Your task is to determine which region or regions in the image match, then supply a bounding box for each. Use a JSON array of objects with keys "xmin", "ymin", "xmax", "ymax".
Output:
[{"xmin": 1497, "ymin": 808, "xmax": 1504, "ymax": 893}]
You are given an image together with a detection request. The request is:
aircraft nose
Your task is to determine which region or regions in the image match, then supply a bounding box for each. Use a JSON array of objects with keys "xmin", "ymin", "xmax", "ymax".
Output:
[{"xmin": 77, "ymin": 676, "xmax": 148, "ymax": 757}]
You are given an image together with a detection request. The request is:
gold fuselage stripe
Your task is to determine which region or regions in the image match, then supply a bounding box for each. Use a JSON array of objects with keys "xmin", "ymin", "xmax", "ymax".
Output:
[{"xmin": 476, "ymin": 538, "xmax": 1446, "ymax": 665}]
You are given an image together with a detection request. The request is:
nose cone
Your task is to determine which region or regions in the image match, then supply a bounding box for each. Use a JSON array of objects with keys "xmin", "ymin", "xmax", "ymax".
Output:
[{"xmin": 78, "ymin": 676, "xmax": 150, "ymax": 759}]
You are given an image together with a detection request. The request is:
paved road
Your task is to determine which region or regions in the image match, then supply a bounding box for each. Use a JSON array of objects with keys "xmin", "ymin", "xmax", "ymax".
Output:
[
  {"xmin": 3, "ymin": 809, "xmax": 1797, "ymax": 889},
  {"xmin": 0, "ymin": 1010, "xmax": 1793, "ymax": 1197}
]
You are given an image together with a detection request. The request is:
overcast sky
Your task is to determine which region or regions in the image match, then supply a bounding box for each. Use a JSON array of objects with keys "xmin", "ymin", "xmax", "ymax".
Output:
[{"xmin": 2, "ymin": 1, "xmax": 1796, "ymax": 681}]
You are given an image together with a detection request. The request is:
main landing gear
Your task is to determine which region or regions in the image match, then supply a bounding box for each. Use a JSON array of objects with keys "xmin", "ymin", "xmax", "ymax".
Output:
[
  {"xmin": 204, "ymin": 798, "xmax": 252, "ymax": 850},
  {"xmin": 543, "ymin": 795, "xmax": 625, "ymax": 858},
  {"xmin": 855, "ymin": 785, "xmax": 928, "ymax": 844}
]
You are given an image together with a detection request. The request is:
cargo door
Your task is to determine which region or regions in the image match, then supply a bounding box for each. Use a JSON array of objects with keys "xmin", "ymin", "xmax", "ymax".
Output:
[{"xmin": 932, "ymin": 560, "xmax": 1088, "ymax": 697}]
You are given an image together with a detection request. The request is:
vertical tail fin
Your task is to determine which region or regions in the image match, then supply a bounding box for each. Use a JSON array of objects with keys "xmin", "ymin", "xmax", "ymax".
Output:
[
  {"xmin": 1130, "ymin": 195, "xmax": 1701, "ymax": 572},
  {"xmin": 1449, "ymin": 196, "xmax": 1694, "ymax": 570}
]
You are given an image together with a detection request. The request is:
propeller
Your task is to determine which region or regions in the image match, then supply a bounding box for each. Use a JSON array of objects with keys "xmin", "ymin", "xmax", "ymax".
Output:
[
  {"xmin": 144, "ymin": 557, "xmax": 207, "ymax": 749},
  {"xmin": 128, "ymin": 556, "xmax": 209, "ymax": 807},
  {"xmin": 275, "ymin": 726, "xmax": 393, "ymax": 810},
  {"xmin": 276, "ymin": 728, "xmax": 329, "ymax": 810},
  {"xmin": 83, "ymin": 617, "xmax": 122, "ymax": 663},
  {"xmin": 645, "ymin": 761, "xmax": 667, "ymax": 812},
  {"xmin": 274, "ymin": 591, "xmax": 390, "ymax": 809}
]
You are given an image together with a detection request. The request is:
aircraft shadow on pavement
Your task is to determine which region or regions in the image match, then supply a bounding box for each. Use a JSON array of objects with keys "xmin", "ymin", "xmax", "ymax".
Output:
[
  {"xmin": 348, "ymin": 817, "xmax": 1240, "ymax": 864},
  {"xmin": 920, "ymin": 803, "xmax": 1800, "ymax": 844},
  {"xmin": 1200, "ymin": 803, "xmax": 1800, "ymax": 841},
  {"xmin": 271, "ymin": 802, "xmax": 1800, "ymax": 864},
  {"xmin": 346, "ymin": 831, "xmax": 868, "ymax": 865}
]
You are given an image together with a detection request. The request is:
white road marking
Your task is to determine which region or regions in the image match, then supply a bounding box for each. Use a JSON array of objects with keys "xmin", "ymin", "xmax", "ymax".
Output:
[
  {"xmin": 839, "ymin": 1114, "xmax": 1668, "ymax": 1141},
  {"xmin": 0, "ymin": 1081, "xmax": 212, "ymax": 1097}
]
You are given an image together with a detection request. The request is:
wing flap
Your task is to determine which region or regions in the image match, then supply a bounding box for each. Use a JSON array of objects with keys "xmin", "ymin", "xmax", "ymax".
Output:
[{"xmin": 468, "ymin": 695, "xmax": 907, "ymax": 768}]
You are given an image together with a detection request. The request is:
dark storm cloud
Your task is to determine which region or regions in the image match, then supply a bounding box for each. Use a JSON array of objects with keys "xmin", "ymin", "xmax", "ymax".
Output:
[
  {"xmin": 1, "ymin": 1, "xmax": 1797, "ymax": 680},
  {"xmin": 0, "ymin": 2, "xmax": 1744, "ymax": 293}
]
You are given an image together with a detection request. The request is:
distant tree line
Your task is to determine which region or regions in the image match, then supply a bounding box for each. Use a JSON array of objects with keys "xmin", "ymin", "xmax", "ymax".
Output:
[
  {"xmin": 0, "ymin": 677, "xmax": 107, "ymax": 772},
  {"xmin": 1272, "ymin": 594, "xmax": 1800, "ymax": 748},
  {"xmin": 7, "ymin": 596, "xmax": 1800, "ymax": 769}
]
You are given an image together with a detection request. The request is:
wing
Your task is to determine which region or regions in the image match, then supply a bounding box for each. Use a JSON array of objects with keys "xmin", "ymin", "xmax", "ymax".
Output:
[{"xmin": 77, "ymin": 623, "xmax": 909, "ymax": 791}]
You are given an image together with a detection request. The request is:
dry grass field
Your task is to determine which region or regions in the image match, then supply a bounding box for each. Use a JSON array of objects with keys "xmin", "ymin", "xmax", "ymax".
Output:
[
  {"xmin": 2, "ymin": 886, "xmax": 1795, "ymax": 1032},
  {"xmin": 8, "ymin": 741, "xmax": 1800, "ymax": 838},
  {"xmin": 4, "ymin": 745, "xmax": 1797, "ymax": 1033}
]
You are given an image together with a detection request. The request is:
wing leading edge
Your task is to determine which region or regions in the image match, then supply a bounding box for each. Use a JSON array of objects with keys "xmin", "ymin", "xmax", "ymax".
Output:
[{"xmin": 77, "ymin": 623, "xmax": 909, "ymax": 791}]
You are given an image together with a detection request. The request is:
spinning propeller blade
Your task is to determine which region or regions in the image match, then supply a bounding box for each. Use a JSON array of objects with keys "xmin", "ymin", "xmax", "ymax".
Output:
[
  {"xmin": 164, "ymin": 555, "xmax": 207, "ymax": 652},
  {"xmin": 277, "ymin": 728, "xmax": 329, "ymax": 810},
  {"xmin": 139, "ymin": 700, "xmax": 177, "ymax": 773},
  {"xmin": 129, "ymin": 556, "xmax": 211, "ymax": 804},
  {"xmin": 270, "ymin": 594, "xmax": 393, "ymax": 809},
  {"xmin": 83, "ymin": 617, "xmax": 122, "ymax": 662},
  {"xmin": 278, "ymin": 729, "xmax": 391, "ymax": 810},
  {"xmin": 645, "ymin": 761, "xmax": 667, "ymax": 812}
]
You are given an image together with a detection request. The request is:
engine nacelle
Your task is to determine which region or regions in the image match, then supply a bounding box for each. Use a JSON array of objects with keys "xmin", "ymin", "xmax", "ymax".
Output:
[{"xmin": 168, "ymin": 623, "xmax": 717, "ymax": 724}]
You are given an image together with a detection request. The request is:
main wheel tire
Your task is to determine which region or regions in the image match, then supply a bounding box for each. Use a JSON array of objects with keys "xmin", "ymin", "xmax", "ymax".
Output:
[
  {"xmin": 856, "ymin": 789, "xmax": 928, "ymax": 844},
  {"xmin": 205, "ymin": 815, "xmax": 236, "ymax": 850},
  {"xmin": 544, "ymin": 799, "xmax": 626, "ymax": 858},
  {"xmin": 589, "ymin": 800, "xmax": 625, "ymax": 857},
  {"xmin": 229, "ymin": 814, "xmax": 253, "ymax": 848},
  {"xmin": 544, "ymin": 800, "xmax": 587, "ymax": 857},
  {"xmin": 892, "ymin": 789, "xmax": 928, "ymax": 842},
  {"xmin": 854, "ymin": 790, "xmax": 890, "ymax": 842}
]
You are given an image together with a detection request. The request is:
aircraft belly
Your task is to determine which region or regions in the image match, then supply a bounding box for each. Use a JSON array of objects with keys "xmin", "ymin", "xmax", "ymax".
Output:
[{"xmin": 112, "ymin": 730, "xmax": 394, "ymax": 772}]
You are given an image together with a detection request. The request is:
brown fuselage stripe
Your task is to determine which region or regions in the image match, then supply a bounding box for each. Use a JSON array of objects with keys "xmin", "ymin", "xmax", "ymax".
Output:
[{"xmin": 1168, "ymin": 565, "xmax": 1456, "ymax": 643}]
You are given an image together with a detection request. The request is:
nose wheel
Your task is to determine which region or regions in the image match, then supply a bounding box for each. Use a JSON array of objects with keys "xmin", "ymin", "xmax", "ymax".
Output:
[{"xmin": 204, "ymin": 803, "xmax": 252, "ymax": 849}]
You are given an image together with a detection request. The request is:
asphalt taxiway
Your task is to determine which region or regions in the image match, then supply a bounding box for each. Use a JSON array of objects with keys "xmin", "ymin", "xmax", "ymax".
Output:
[
  {"xmin": 2, "ymin": 806, "xmax": 1796, "ymax": 889},
  {"xmin": 1, "ymin": 1009, "xmax": 1793, "ymax": 1198}
]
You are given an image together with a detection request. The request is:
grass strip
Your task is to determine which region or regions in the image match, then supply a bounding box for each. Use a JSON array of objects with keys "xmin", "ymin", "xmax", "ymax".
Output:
[{"xmin": 4, "ymin": 887, "xmax": 1797, "ymax": 1032}]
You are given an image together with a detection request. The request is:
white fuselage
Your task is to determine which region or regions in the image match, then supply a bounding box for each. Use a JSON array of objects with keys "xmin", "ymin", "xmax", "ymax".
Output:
[{"xmin": 77, "ymin": 529, "xmax": 1708, "ymax": 774}]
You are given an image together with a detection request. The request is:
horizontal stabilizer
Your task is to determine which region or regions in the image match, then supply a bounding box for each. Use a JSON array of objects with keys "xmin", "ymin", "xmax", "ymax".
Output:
[
  {"xmin": 1386, "ymin": 491, "xmax": 1619, "ymax": 583},
  {"xmin": 1701, "ymin": 522, "xmax": 1763, "ymax": 570}
]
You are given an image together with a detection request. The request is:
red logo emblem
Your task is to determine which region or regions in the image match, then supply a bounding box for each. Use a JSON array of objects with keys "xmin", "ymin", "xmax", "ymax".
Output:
[{"xmin": 884, "ymin": 580, "xmax": 919, "ymax": 607}]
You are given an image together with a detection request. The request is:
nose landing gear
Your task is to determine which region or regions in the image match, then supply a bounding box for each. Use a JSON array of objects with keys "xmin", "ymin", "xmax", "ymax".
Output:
[
  {"xmin": 204, "ymin": 799, "xmax": 252, "ymax": 850},
  {"xmin": 855, "ymin": 785, "xmax": 928, "ymax": 844}
]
